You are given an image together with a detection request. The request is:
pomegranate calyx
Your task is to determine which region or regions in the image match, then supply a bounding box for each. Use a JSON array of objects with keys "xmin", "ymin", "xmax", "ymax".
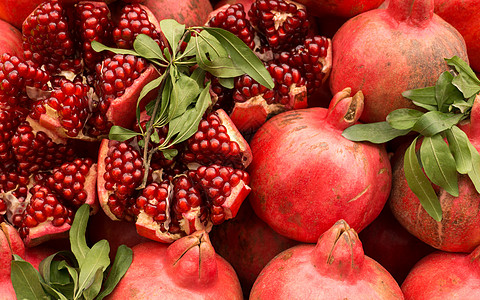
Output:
[
  {"xmin": 326, "ymin": 88, "xmax": 364, "ymax": 131},
  {"xmin": 387, "ymin": 0, "xmax": 435, "ymax": 27}
]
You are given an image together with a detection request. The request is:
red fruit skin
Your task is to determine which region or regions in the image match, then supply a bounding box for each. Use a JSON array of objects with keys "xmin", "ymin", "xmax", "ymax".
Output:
[
  {"xmin": 0, "ymin": 19, "xmax": 23, "ymax": 58},
  {"xmin": 142, "ymin": 0, "xmax": 213, "ymax": 27},
  {"xmin": 214, "ymin": 0, "xmax": 254, "ymax": 12},
  {"xmin": 209, "ymin": 199, "xmax": 299, "ymax": 295},
  {"xmin": 250, "ymin": 220, "xmax": 404, "ymax": 299},
  {"xmin": 295, "ymin": 0, "xmax": 384, "ymax": 18},
  {"xmin": 330, "ymin": 0, "xmax": 468, "ymax": 123},
  {"xmin": 0, "ymin": 0, "xmax": 45, "ymax": 29},
  {"xmin": 401, "ymin": 247, "xmax": 480, "ymax": 298},
  {"xmin": 389, "ymin": 96, "xmax": 480, "ymax": 253},
  {"xmin": 109, "ymin": 231, "xmax": 243, "ymax": 299},
  {"xmin": 434, "ymin": 0, "xmax": 480, "ymax": 72},
  {"xmin": 249, "ymin": 89, "xmax": 392, "ymax": 243},
  {"xmin": 359, "ymin": 206, "xmax": 435, "ymax": 284}
]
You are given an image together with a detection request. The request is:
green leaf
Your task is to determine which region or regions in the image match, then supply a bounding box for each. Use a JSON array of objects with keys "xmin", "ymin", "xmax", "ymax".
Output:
[
  {"xmin": 468, "ymin": 143, "xmax": 480, "ymax": 193},
  {"xmin": 452, "ymin": 94, "xmax": 475, "ymax": 113},
  {"xmin": 96, "ymin": 245, "xmax": 133, "ymax": 300},
  {"xmin": 191, "ymin": 67, "xmax": 206, "ymax": 88},
  {"xmin": 412, "ymin": 111, "xmax": 464, "ymax": 136},
  {"xmin": 420, "ymin": 134, "xmax": 459, "ymax": 197},
  {"xmin": 91, "ymin": 41, "xmax": 139, "ymax": 56},
  {"xmin": 162, "ymin": 148, "xmax": 178, "ymax": 160},
  {"xmin": 64, "ymin": 264, "xmax": 79, "ymax": 298},
  {"xmin": 203, "ymin": 27, "xmax": 274, "ymax": 89},
  {"xmin": 75, "ymin": 240, "xmax": 110, "ymax": 299},
  {"xmin": 435, "ymin": 71, "xmax": 464, "ymax": 112},
  {"xmin": 403, "ymin": 138, "xmax": 443, "ymax": 221},
  {"xmin": 133, "ymin": 34, "xmax": 165, "ymax": 60},
  {"xmin": 342, "ymin": 121, "xmax": 410, "ymax": 144},
  {"xmin": 445, "ymin": 126, "xmax": 472, "ymax": 174},
  {"xmin": 39, "ymin": 251, "xmax": 76, "ymax": 285},
  {"xmin": 446, "ymin": 56, "xmax": 480, "ymax": 98},
  {"xmin": 136, "ymin": 74, "xmax": 164, "ymax": 125},
  {"xmin": 218, "ymin": 77, "xmax": 234, "ymax": 89},
  {"xmin": 150, "ymin": 129, "xmax": 160, "ymax": 144},
  {"xmin": 196, "ymin": 31, "xmax": 228, "ymax": 59},
  {"xmin": 11, "ymin": 255, "xmax": 49, "ymax": 300},
  {"xmin": 195, "ymin": 36, "xmax": 244, "ymax": 78},
  {"xmin": 108, "ymin": 126, "xmax": 142, "ymax": 142},
  {"xmin": 402, "ymin": 86, "xmax": 437, "ymax": 111},
  {"xmin": 386, "ymin": 109, "xmax": 424, "ymax": 130},
  {"xmin": 160, "ymin": 19, "xmax": 185, "ymax": 54},
  {"xmin": 82, "ymin": 268, "xmax": 104, "ymax": 300},
  {"xmin": 171, "ymin": 74, "xmax": 201, "ymax": 119},
  {"xmin": 41, "ymin": 282, "xmax": 70, "ymax": 300},
  {"xmin": 70, "ymin": 204, "xmax": 90, "ymax": 267}
]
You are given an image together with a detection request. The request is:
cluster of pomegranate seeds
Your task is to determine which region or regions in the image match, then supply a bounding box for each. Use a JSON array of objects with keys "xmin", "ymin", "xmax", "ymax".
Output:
[
  {"xmin": 182, "ymin": 111, "xmax": 244, "ymax": 168},
  {"xmin": 233, "ymin": 73, "xmax": 273, "ymax": 103},
  {"xmin": 208, "ymin": 3, "xmax": 255, "ymax": 50},
  {"xmin": 46, "ymin": 158, "xmax": 94, "ymax": 208},
  {"xmin": 113, "ymin": 4, "xmax": 162, "ymax": 49},
  {"xmin": 249, "ymin": 0, "xmax": 310, "ymax": 51},
  {"xmin": 75, "ymin": 2, "xmax": 113, "ymax": 70},
  {"xmin": 266, "ymin": 62, "xmax": 305, "ymax": 105},
  {"xmin": 0, "ymin": 107, "xmax": 28, "ymax": 165},
  {"xmin": 135, "ymin": 181, "xmax": 170, "ymax": 223}
]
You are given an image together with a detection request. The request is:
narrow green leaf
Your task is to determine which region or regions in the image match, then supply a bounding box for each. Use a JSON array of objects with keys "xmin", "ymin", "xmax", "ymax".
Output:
[
  {"xmin": 136, "ymin": 74, "xmax": 164, "ymax": 125},
  {"xmin": 197, "ymin": 30, "xmax": 228, "ymax": 59},
  {"xmin": 435, "ymin": 71, "xmax": 464, "ymax": 112},
  {"xmin": 403, "ymin": 138, "xmax": 443, "ymax": 221},
  {"xmin": 41, "ymin": 282, "xmax": 70, "ymax": 300},
  {"xmin": 108, "ymin": 126, "xmax": 142, "ymax": 142},
  {"xmin": 412, "ymin": 111, "xmax": 464, "ymax": 136},
  {"xmin": 386, "ymin": 109, "xmax": 424, "ymax": 130},
  {"xmin": 191, "ymin": 67, "xmax": 206, "ymax": 88},
  {"xmin": 420, "ymin": 135, "xmax": 459, "ymax": 197},
  {"xmin": 64, "ymin": 263, "xmax": 79, "ymax": 297},
  {"xmin": 96, "ymin": 245, "xmax": 133, "ymax": 300},
  {"xmin": 468, "ymin": 143, "xmax": 480, "ymax": 193},
  {"xmin": 160, "ymin": 19, "xmax": 185, "ymax": 54},
  {"xmin": 402, "ymin": 86, "xmax": 437, "ymax": 111},
  {"xmin": 171, "ymin": 74, "xmax": 200, "ymax": 118},
  {"xmin": 446, "ymin": 126, "xmax": 472, "ymax": 174},
  {"xmin": 342, "ymin": 121, "xmax": 410, "ymax": 144},
  {"xmin": 203, "ymin": 27, "xmax": 274, "ymax": 89},
  {"xmin": 82, "ymin": 268, "xmax": 104, "ymax": 300},
  {"xmin": 75, "ymin": 240, "xmax": 110, "ymax": 299},
  {"xmin": 218, "ymin": 77, "xmax": 234, "ymax": 89},
  {"xmin": 133, "ymin": 34, "xmax": 164, "ymax": 60},
  {"xmin": 452, "ymin": 94, "xmax": 475, "ymax": 113},
  {"xmin": 195, "ymin": 36, "xmax": 244, "ymax": 78},
  {"xmin": 446, "ymin": 56, "xmax": 480, "ymax": 98},
  {"xmin": 39, "ymin": 251, "xmax": 76, "ymax": 285},
  {"xmin": 91, "ymin": 41, "xmax": 139, "ymax": 56},
  {"xmin": 70, "ymin": 204, "xmax": 90, "ymax": 267},
  {"xmin": 11, "ymin": 256, "xmax": 49, "ymax": 300}
]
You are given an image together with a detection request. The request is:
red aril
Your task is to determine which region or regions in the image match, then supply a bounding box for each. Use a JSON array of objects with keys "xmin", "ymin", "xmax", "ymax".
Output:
[
  {"xmin": 108, "ymin": 230, "xmax": 243, "ymax": 299},
  {"xmin": 248, "ymin": 88, "xmax": 391, "ymax": 243},
  {"xmin": 330, "ymin": 0, "xmax": 468, "ymax": 123},
  {"xmin": 250, "ymin": 220, "xmax": 403, "ymax": 299}
]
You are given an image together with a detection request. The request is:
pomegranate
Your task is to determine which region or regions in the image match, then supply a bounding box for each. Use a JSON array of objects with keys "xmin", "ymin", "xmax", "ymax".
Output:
[
  {"xmin": 209, "ymin": 199, "xmax": 299, "ymax": 295},
  {"xmin": 97, "ymin": 109, "xmax": 253, "ymax": 243},
  {"xmin": 389, "ymin": 95, "xmax": 480, "ymax": 253},
  {"xmin": 330, "ymin": 0, "xmax": 468, "ymax": 123},
  {"xmin": 434, "ymin": 0, "xmax": 480, "ymax": 72},
  {"xmin": 214, "ymin": 0, "xmax": 254, "ymax": 12},
  {"xmin": 250, "ymin": 220, "xmax": 404, "ymax": 299},
  {"xmin": 296, "ymin": 0, "xmax": 383, "ymax": 17},
  {"xmin": 402, "ymin": 245, "xmax": 480, "ymax": 298},
  {"xmin": 0, "ymin": 20, "xmax": 23, "ymax": 58},
  {"xmin": 142, "ymin": 0, "xmax": 213, "ymax": 27},
  {"xmin": 359, "ymin": 206, "xmax": 435, "ymax": 284},
  {"xmin": 108, "ymin": 230, "xmax": 243, "ymax": 299},
  {"xmin": 206, "ymin": 0, "xmax": 332, "ymax": 134},
  {"xmin": 249, "ymin": 88, "xmax": 391, "ymax": 243}
]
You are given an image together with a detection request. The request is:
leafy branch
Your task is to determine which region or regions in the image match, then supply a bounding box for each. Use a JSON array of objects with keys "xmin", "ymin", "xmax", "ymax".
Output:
[
  {"xmin": 342, "ymin": 56, "xmax": 480, "ymax": 221},
  {"xmin": 92, "ymin": 20, "xmax": 274, "ymax": 188}
]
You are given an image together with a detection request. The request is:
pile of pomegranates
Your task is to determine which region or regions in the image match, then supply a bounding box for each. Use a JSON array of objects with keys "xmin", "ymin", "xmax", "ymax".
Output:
[{"xmin": 1, "ymin": 0, "xmax": 480, "ymax": 298}]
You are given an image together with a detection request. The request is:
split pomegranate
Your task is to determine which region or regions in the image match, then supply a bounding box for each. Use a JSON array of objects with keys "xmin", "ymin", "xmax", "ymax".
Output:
[
  {"xmin": 249, "ymin": 88, "xmax": 391, "ymax": 243},
  {"xmin": 402, "ymin": 245, "xmax": 480, "ymax": 298},
  {"xmin": 250, "ymin": 220, "xmax": 404, "ymax": 299},
  {"xmin": 330, "ymin": 0, "xmax": 468, "ymax": 123},
  {"xmin": 108, "ymin": 230, "xmax": 243, "ymax": 299},
  {"xmin": 97, "ymin": 109, "xmax": 253, "ymax": 243},
  {"xmin": 209, "ymin": 199, "xmax": 299, "ymax": 296},
  {"xmin": 206, "ymin": 0, "xmax": 332, "ymax": 134},
  {"xmin": 389, "ymin": 95, "xmax": 480, "ymax": 253}
]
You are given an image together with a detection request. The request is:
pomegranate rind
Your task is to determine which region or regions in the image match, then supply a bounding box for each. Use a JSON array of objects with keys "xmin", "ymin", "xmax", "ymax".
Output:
[
  {"xmin": 23, "ymin": 221, "xmax": 70, "ymax": 247},
  {"xmin": 83, "ymin": 163, "xmax": 99, "ymax": 214},
  {"xmin": 97, "ymin": 139, "xmax": 119, "ymax": 221}
]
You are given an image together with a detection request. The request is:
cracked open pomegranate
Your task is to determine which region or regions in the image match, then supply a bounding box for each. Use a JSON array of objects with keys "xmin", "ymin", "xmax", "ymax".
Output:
[
  {"xmin": 97, "ymin": 109, "xmax": 253, "ymax": 243},
  {"xmin": 205, "ymin": 0, "xmax": 332, "ymax": 134}
]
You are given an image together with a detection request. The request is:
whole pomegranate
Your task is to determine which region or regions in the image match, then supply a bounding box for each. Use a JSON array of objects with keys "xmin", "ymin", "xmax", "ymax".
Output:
[
  {"xmin": 108, "ymin": 230, "xmax": 243, "ymax": 299},
  {"xmin": 249, "ymin": 88, "xmax": 391, "ymax": 243},
  {"xmin": 143, "ymin": 0, "xmax": 213, "ymax": 26},
  {"xmin": 359, "ymin": 206, "xmax": 435, "ymax": 284},
  {"xmin": 205, "ymin": 0, "xmax": 332, "ymax": 134},
  {"xmin": 434, "ymin": 0, "xmax": 480, "ymax": 72},
  {"xmin": 389, "ymin": 95, "xmax": 480, "ymax": 253},
  {"xmin": 0, "ymin": 20, "xmax": 23, "ymax": 58},
  {"xmin": 209, "ymin": 199, "xmax": 299, "ymax": 295},
  {"xmin": 402, "ymin": 245, "xmax": 480, "ymax": 298},
  {"xmin": 330, "ymin": 0, "xmax": 468, "ymax": 123},
  {"xmin": 295, "ymin": 0, "xmax": 384, "ymax": 18},
  {"xmin": 250, "ymin": 220, "xmax": 404, "ymax": 299}
]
